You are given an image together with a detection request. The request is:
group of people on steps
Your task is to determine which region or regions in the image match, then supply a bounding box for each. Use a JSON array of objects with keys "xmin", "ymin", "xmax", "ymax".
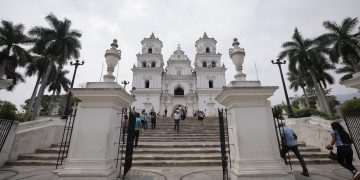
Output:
[{"xmin": 280, "ymin": 121, "xmax": 360, "ymax": 179}]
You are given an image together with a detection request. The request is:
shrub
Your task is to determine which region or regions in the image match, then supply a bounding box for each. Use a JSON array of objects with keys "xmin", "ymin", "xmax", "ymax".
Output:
[
  {"xmin": 293, "ymin": 108, "xmax": 315, "ymax": 118},
  {"xmin": 273, "ymin": 106, "xmax": 284, "ymax": 120},
  {"xmin": 312, "ymin": 110, "xmax": 340, "ymax": 120},
  {"xmin": 0, "ymin": 101, "xmax": 17, "ymax": 120},
  {"xmin": 340, "ymin": 99, "xmax": 360, "ymax": 115}
]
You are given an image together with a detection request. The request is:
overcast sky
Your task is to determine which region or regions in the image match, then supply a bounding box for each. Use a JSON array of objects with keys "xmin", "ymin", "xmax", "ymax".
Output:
[{"xmin": 1, "ymin": 0, "xmax": 359, "ymax": 109}]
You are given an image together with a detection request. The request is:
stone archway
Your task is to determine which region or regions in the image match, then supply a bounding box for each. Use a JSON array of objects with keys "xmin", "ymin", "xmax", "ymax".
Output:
[{"xmin": 172, "ymin": 104, "xmax": 185, "ymax": 113}]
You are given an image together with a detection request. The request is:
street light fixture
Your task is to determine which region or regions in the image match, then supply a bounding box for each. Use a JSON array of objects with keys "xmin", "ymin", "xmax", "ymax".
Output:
[
  {"xmin": 271, "ymin": 58, "xmax": 294, "ymax": 118},
  {"xmin": 62, "ymin": 60, "xmax": 85, "ymax": 119},
  {"xmin": 121, "ymin": 80, "xmax": 129, "ymax": 90}
]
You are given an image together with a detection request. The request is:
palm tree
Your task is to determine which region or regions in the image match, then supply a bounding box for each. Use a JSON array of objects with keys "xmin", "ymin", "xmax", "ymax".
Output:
[
  {"xmin": 287, "ymin": 69, "xmax": 311, "ymax": 108},
  {"xmin": 320, "ymin": 17, "xmax": 360, "ymax": 72},
  {"xmin": 25, "ymin": 56, "xmax": 52, "ymax": 112},
  {"xmin": 0, "ymin": 20, "xmax": 31, "ymax": 85},
  {"xmin": 278, "ymin": 28, "xmax": 332, "ymax": 114},
  {"xmin": 47, "ymin": 67, "xmax": 70, "ymax": 115},
  {"xmin": 29, "ymin": 13, "xmax": 81, "ymax": 120}
]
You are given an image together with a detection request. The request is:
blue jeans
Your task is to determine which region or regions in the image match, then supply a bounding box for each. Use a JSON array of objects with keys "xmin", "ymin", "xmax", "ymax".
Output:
[{"xmin": 174, "ymin": 119, "xmax": 180, "ymax": 132}]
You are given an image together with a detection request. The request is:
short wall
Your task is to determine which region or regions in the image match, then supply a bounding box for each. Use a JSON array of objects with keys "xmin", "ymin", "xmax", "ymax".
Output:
[
  {"xmin": 9, "ymin": 117, "xmax": 65, "ymax": 161},
  {"xmin": 286, "ymin": 116, "xmax": 359, "ymax": 161},
  {"xmin": 0, "ymin": 121, "xmax": 19, "ymax": 166}
]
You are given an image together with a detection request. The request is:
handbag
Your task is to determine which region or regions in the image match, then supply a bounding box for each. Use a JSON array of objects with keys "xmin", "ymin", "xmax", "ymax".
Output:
[{"xmin": 328, "ymin": 151, "xmax": 337, "ymax": 161}]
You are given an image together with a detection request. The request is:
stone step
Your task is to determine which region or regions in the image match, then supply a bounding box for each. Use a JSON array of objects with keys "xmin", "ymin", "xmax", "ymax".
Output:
[
  {"xmin": 289, "ymin": 158, "xmax": 336, "ymax": 165},
  {"xmin": 131, "ymin": 153, "xmax": 221, "ymax": 161},
  {"xmin": 18, "ymin": 153, "xmax": 59, "ymax": 160},
  {"xmin": 133, "ymin": 147, "xmax": 222, "ymax": 154},
  {"xmin": 130, "ymin": 159, "xmax": 221, "ymax": 166},
  {"xmin": 139, "ymin": 133, "xmax": 222, "ymax": 137},
  {"xmin": 35, "ymin": 147, "xmax": 68, "ymax": 154},
  {"xmin": 5, "ymin": 160, "xmax": 57, "ymax": 166},
  {"xmin": 287, "ymin": 151, "xmax": 330, "ymax": 158}
]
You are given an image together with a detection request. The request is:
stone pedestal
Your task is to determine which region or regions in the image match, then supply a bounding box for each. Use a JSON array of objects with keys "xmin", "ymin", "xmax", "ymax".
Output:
[
  {"xmin": 215, "ymin": 82, "xmax": 295, "ymax": 180},
  {"xmin": 55, "ymin": 82, "xmax": 135, "ymax": 180},
  {"xmin": 341, "ymin": 72, "xmax": 360, "ymax": 92}
]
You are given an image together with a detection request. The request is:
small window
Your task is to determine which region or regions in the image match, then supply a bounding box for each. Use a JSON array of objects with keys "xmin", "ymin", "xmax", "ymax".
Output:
[
  {"xmin": 151, "ymin": 61, "xmax": 156, "ymax": 67},
  {"xmin": 174, "ymin": 87, "xmax": 184, "ymax": 96},
  {"xmin": 202, "ymin": 61, "xmax": 207, "ymax": 67},
  {"xmin": 145, "ymin": 80, "xmax": 150, "ymax": 88},
  {"xmin": 142, "ymin": 62, "xmax": 146, "ymax": 67},
  {"xmin": 209, "ymin": 80, "xmax": 213, "ymax": 88},
  {"xmin": 148, "ymin": 48, "xmax": 152, "ymax": 53},
  {"xmin": 177, "ymin": 69, "xmax": 181, "ymax": 75},
  {"xmin": 211, "ymin": 61, "xmax": 216, "ymax": 67},
  {"xmin": 206, "ymin": 47, "xmax": 210, "ymax": 53}
]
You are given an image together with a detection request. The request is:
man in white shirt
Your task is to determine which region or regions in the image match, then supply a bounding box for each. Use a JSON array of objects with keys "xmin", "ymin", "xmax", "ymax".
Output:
[{"xmin": 173, "ymin": 110, "xmax": 181, "ymax": 133}]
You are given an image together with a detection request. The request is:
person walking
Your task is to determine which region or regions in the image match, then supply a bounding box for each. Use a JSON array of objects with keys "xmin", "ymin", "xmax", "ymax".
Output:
[
  {"xmin": 121, "ymin": 114, "xmax": 129, "ymax": 144},
  {"xmin": 134, "ymin": 113, "xmax": 142, "ymax": 147},
  {"xmin": 280, "ymin": 122, "xmax": 309, "ymax": 177},
  {"xmin": 326, "ymin": 122, "xmax": 360, "ymax": 180},
  {"xmin": 164, "ymin": 108, "xmax": 168, "ymax": 117},
  {"xmin": 150, "ymin": 109, "xmax": 157, "ymax": 129},
  {"xmin": 173, "ymin": 110, "xmax": 181, "ymax": 133}
]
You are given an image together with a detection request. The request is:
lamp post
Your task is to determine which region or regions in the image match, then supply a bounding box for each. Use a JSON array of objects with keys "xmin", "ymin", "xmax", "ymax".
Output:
[
  {"xmin": 271, "ymin": 58, "xmax": 294, "ymax": 117},
  {"xmin": 121, "ymin": 80, "xmax": 129, "ymax": 90},
  {"xmin": 62, "ymin": 60, "xmax": 84, "ymax": 119}
]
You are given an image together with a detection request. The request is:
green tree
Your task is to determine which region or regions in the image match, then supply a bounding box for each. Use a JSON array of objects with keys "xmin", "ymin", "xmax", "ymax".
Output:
[
  {"xmin": 0, "ymin": 100, "xmax": 17, "ymax": 120},
  {"xmin": 278, "ymin": 28, "xmax": 333, "ymax": 114},
  {"xmin": 287, "ymin": 68, "xmax": 311, "ymax": 108},
  {"xmin": 29, "ymin": 13, "xmax": 81, "ymax": 120},
  {"xmin": 0, "ymin": 20, "xmax": 32, "ymax": 89},
  {"xmin": 320, "ymin": 17, "xmax": 360, "ymax": 72},
  {"xmin": 47, "ymin": 67, "xmax": 70, "ymax": 114}
]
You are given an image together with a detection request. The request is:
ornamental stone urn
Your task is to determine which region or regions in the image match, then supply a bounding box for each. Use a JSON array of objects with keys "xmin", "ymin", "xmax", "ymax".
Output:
[
  {"xmin": 229, "ymin": 38, "xmax": 246, "ymax": 81},
  {"xmin": 104, "ymin": 39, "xmax": 121, "ymax": 82}
]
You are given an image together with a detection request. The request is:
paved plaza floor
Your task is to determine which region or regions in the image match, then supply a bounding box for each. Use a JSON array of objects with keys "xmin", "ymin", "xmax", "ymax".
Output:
[{"xmin": 0, "ymin": 164, "xmax": 359, "ymax": 180}]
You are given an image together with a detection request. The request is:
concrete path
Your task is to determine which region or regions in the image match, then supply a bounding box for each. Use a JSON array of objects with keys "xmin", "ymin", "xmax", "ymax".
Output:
[{"xmin": 0, "ymin": 164, "xmax": 359, "ymax": 180}]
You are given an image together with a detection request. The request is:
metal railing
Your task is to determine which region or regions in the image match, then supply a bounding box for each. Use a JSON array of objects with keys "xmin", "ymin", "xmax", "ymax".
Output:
[
  {"xmin": 343, "ymin": 111, "xmax": 360, "ymax": 161},
  {"xmin": 56, "ymin": 104, "xmax": 78, "ymax": 169},
  {"xmin": 0, "ymin": 118, "xmax": 14, "ymax": 152}
]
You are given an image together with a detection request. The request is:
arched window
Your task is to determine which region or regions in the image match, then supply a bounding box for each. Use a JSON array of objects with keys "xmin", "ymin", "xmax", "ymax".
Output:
[
  {"xmin": 151, "ymin": 61, "xmax": 156, "ymax": 67},
  {"xmin": 145, "ymin": 80, "xmax": 150, "ymax": 88},
  {"xmin": 209, "ymin": 80, "xmax": 213, "ymax": 88},
  {"xmin": 202, "ymin": 61, "xmax": 207, "ymax": 67},
  {"xmin": 174, "ymin": 87, "xmax": 184, "ymax": 96},
  {"xmin": 148, "ymin": 48, "xmax": 152, "ymax": 53},
  {"xmin": 211, "ymin": 61, "xmax": 216, "ymax": 67},
  {"xmin": 206, "ymin": 47, "xmax": 210, "ymax": 53},
  {"xmin": 142, "ymin": 62, "xmax": 146, "ymax": 67},
  {"xmin": 177, "ymin": 69, "xmax": 181, "ymax": 75}
]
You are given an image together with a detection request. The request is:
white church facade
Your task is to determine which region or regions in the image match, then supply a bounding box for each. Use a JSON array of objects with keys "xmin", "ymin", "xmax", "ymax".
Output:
[{"xmin": 131, "ymin": 33, "xmax": 226, "ymax": 116}]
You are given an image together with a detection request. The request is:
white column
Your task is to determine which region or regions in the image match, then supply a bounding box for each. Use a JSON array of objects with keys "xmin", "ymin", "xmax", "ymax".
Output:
[
  {"xmin": 216, "ymin": 86, "xmax": 294, "ymax": 180},
  {"xmin": 55, "ymin": 82, "xmax": 135, "ymax": 180}
]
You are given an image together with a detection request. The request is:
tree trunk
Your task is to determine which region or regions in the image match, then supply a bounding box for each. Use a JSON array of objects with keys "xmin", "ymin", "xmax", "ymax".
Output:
[
  {"xmin": 0, "ymin": 60, "xmax": 7, "ymax": 79},
  {"xmin": 48, "ymin": 90, "xmax": 56, "ymax": 115},
  {"xmin": 301, "ymin": 86, "xmax": 311, "ymax": 108},
  {"xmin": 347, "ymin": 54, "xmax": 359, "ymax": 72},
  {"xmin": 27, "ymin": 75, "xmax": 41, "ymax": 112},
  {"xmin": 309, "ymin": 71, "xmax": 327, "ymax": 112},
  {"xmin": 318, "ymin": 82, "xmax": 332, "ymax": 114},
  {"xmin": 31, "ymin": 60, "xmax": 54, "ymax": 120},
  {"xmin": 0, "ymin": 47, "xmax": 11, "ymax": 79}
]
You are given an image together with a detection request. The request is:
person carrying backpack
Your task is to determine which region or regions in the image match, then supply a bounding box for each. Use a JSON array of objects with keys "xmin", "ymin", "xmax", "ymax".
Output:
[{"xmin": 327, "ymin": 122, "xmax": 360, "ymax": 180}]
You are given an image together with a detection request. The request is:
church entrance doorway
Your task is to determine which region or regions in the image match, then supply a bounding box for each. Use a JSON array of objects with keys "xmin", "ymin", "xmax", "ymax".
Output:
[{"xmin": 172, "ymin": 104, "xmax": 185, "ymax": 113}]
